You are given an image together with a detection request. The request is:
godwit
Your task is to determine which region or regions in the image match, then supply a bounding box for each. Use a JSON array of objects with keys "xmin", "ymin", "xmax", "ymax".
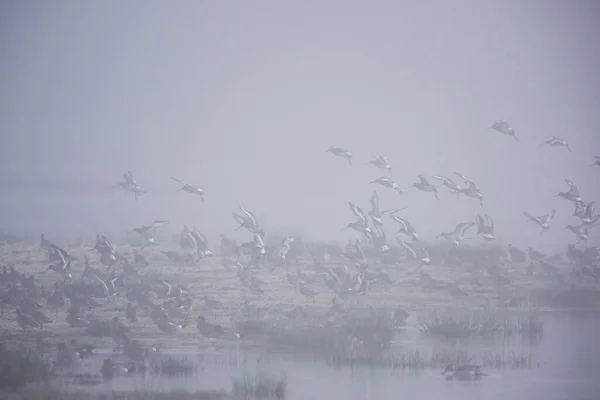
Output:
[
  {"xmin": 326, "ymin": 146, "xmax": 353, "ymax": 166},
  {"xmin": 367, "ymin": 191, "xmax": 405, "ymax": 226},
  {"xmin": 405, "ymin": 175, "xmax": 439, "ymax": 199},
  {"xmin": 579, "ymin": 201, "xmax": 598, "ymax": 225},
  {"xmin": 523, "ymin": 208, "xmax": 556, "ymax": 236},
  {"xmin": 553, "ymin": 179, "xmax": 582, "ymax": 203},
  {"xmin": 348, "ymin": 201, "xmax": 367, "ymax": 226},
  {"xmin": 370, "ymin": 176, "xmax": 403, "ymax": 195},
  {"xmin": 391, "ymin": 214, "xmax": 419, "ymax": 241},
  {"xmin": 116, "ymin": 171, "xmax": 146, "ymax": 201},
  {"xmin": 490, "ymin": 120, "xmax": 519, "ymax": 141},
  {"xmin": 562, "ymin": 224, "xmax": 589, "ymax": 244},
  {"xmin": 438, "ymin": 222, "xmax": 476, "ymax": 247},
  {"xmin": 591, "ymin": 156, "xmax": 600, "ymax": 167},
  {"xmin": 170, "ymin": 177, "xmax": 205, "ymax": 202},
  {"xmin": 454, "ymin": 172, "xmax": 484, "ymax": 207},
  {"xmin": 475, "ymin": 214, "xmax": 495, "ymax": 241},
  {"xmin": 432, "ymin": 175, "xmax": 462, "ymax": 198},
  {"xmin": 540, "ymin": 136, "xmax": 571, "ymax": 152},
  {"xmin": 367, "ymin": 155, "xmax": 393, "ymax": 175}
]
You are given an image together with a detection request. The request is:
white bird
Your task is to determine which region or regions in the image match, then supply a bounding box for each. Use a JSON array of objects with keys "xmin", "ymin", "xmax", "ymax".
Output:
[
  {"xmin": 370, "ymin": 177, "xmax": 403, "ymax": 195},
  {"xmin": 540, "ymin": 136, "xmax": 571, "ymax": 152},
  {"xmin": 170, "ymin": 177, "xmax": 205, "ymax": 202},
  {"xmin": 327, "ymin": 146, "xmax": 353, "ymax": 166},
  {"xmin": 523, "ymin": 208, "xmax": 556, "ymax": 236},
  {"xmin": 490, "ymin": 120, "xmax": 519, "ymax": 141}
]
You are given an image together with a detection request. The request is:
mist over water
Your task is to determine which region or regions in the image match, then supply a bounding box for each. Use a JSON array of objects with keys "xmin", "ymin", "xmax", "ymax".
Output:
[{"xmin": 1, "ymin": 3, "xmax": 600, "ymax": 248}]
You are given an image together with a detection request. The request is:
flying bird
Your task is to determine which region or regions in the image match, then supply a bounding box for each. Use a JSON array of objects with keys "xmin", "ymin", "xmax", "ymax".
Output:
[
  {"xmin": 438, "ymin": 222, "xmax": 476, "ymax": 247},
  {"xmin": 326, "ymin": 146, "xmax": 353, "ymax": 166},
  {"xmin": 475, "ymin": 214, "xmax": 495, "ymax": 241},
  {"xmin": 367, "ymin": 155, "xmax": 393, "ymax": 176},
  {"xmin": 405, "ymin": 175, "xmax": 439, "ymax": 199},
  {"xmin": 553, "ymin": 179, "xmax": 582, "ymax": 203},
  {"xmin": 540, "ymin": 136, "xmax": 571, "ymax": 152},
  {"xmin": 523, "ymin": 209, "xmax": 556, "ymax": 236},
  {"xmin": 490, "ymin": 120, "xmax": 519, "ymax": 141},
  {"xmin": 170, "ymin": 177, "xmax": 205, "ymax": 202},
  {"xmin": 432, "ymin": 175, "xmax": 462, "ymax": 198},
  {"xmin": 370, "ymin": 177, "xmax": 403, "ymax": 195}
]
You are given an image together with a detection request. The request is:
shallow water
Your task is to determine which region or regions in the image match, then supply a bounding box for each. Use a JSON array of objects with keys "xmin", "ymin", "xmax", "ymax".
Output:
[{"xmin": 67, "ymin": 310, "xmax": 600, "ymax": 400}]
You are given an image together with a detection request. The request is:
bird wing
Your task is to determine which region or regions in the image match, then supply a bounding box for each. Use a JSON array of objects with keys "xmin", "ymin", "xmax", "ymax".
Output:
[
  {"xmin": 475, "ymin": 214, "xmax": 485, "ymax": 233},
  {"xmin": 432, "ymin": 175, "xmax": 450, "ymax": 185},
  {"xmin": 370, "ymin": 191, "xmax": 379, "ymax": 214},
  {"xmin": 543, "ymin": 209, "xmax": 556, "ymax": 224},
  {"xmin": 348, "ymin": 202, "xmax": 366, "ymax": 225},
  {"xmin": 454, "ymin": 172, "xmax": 475, "ymax": 185}
]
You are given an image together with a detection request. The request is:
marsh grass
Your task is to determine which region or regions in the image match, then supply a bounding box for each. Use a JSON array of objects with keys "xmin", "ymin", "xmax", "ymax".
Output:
[
  {"xmin": 0, "ymin": 347, "xmax": 53, "ymax": 391},
  {"xmin": 232, "ymin": 373, "xmax": 286, "ymax": 400},
  {"xmin": 6, "ymin": 384, "xmax": 231, "ymax": 400},
  {"xmin": 419, "ymin": 311, "xmax": 544, "ymax": 340},
  {"xmin": 387, "ymin": 348, "xmax": 532, "ymax": 370},
  {"xmin": 152, "ymin": 357, "xmax": 195, "ymax": 376},
  {"xmin": 84, "ymin": 318, "xmax": 112, "ymax": 337}
]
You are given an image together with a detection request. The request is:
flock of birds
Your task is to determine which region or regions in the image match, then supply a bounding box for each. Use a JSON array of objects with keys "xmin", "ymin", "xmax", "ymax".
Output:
[{"xmin": 2, "ymin": 119, "xmax": 600, "ymax": 381}]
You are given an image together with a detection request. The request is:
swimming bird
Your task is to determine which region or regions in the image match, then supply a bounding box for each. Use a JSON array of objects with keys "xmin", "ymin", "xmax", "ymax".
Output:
[
  {"xmin": 327, "ymin": 146, "xmax": 353, "ymax": 166},
  {"xmin": 490, "ymin": 120, "xmax": 519, "ymax": 141},
  {"xmin": 405, "ymin": 175, "xmax": 439, "ymax": 199},
  {"xmin": 540, "ymin": 136, "xmax": 571, "ymax": 152},
  {"xmin": 523, "ymin": 208, "xmax": 556, "ymax": 236},
  {"xmin": 438, "ymin": 222, "xmax": 476, "ymax": 247},
  {"xmin": 554, "ymin": 179, "xmax": 582, "ymax": 203},
  {"xmin": 370, "ymin": 177, "xmax": 403, "ymax": 195},
  {"xmin": 442, "ymin": 364, "xmax": 488, "ymax": 380},
  {"xmin": 475, "ymin": 214, "xmax": 495, "ymax": 241},
  {"xmin": 170, "ymin": 177, "xmax": 205, "ymax": 202},
  {"xmin": 367, "ymin": 155, "xmax": 393, "ymax": 175},
  {"xmin": 432, "ymin": 175, "xmax": 462, "ymax": 198}
]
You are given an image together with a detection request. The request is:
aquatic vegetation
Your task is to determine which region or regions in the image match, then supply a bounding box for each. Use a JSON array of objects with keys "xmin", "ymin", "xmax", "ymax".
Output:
[
  {"xmin": 151, "ymin": 357, "xmax": 195, "ymax": 376},
  {"xmin": 232, "ymin": 372, "xmax": 286, "ymax": 400},
  {"xmin": 419, "ymin": 310, "xmax": 544, "ymax": 340}
]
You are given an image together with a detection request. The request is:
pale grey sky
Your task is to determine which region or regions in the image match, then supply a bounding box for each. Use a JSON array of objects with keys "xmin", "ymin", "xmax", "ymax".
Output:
[{"xmin": 1, "ymin": 1, "xmax": 599, "ymax": 250}]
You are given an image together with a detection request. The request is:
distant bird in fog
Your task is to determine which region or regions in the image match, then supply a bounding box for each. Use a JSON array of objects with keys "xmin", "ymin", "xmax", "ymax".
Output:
[
  {"xmin": 591, "ymin": 156, "xmax": 600, "ymax": 167},
  {"xmin": 475, "ymin": 214, "xmax": 495, "ymax": 241},
  {"xmin": 540, "ymin": 136, "xmax": 571, "ymax": 152},
  {"xmin": 523, "ymin": 208, "xmax": 556, "ymax": 236},
  {"xmin": 370, "ymin": 177, "xmax": 403, "ymax": 195},
  {"xmin": 432, "ymin": 175, "xmax": 462, "ymax": 198},
  {"xmin": 562, "ymin": 224, "xmax": 589, "ymax": 244},
  {"xmin": 327, "ymin": 146, "xmax": 353, "ymax": 166},
  {"xmin": 170, "ymin": 177, "xmax": 205, "ymax": 202},
  {"xmin": 553, "ymin": 179, "xmax": 582, "ymax": 203},
  {"xmin": 115, "ymin": 171, "xmax": 145, "ymax": 201},
  {"xmin": 404, "ymin": 175, "xmax": 439, "ymax": 199},
  {"xmin": 367, "ymin": 155, "xmax": 393, "ymax": 176},
  {"xmin": 490, "ymin": 120, "xmax": 519, "ymax": 141},
  {"xmin": 455, "ymin": 172, "xmax": 484, "ymax": 207}
]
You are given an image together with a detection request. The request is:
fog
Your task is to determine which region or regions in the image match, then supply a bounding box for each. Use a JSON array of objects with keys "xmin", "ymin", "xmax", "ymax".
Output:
[{"xmin": 1, "ymin": 1, "xmax": 599, "ymax": 250}]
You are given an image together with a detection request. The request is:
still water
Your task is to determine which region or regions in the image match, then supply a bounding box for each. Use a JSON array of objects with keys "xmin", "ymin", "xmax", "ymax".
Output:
[{"xmin": 76, "ymin": 310, "xmax": 600, "ymax": 400}]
